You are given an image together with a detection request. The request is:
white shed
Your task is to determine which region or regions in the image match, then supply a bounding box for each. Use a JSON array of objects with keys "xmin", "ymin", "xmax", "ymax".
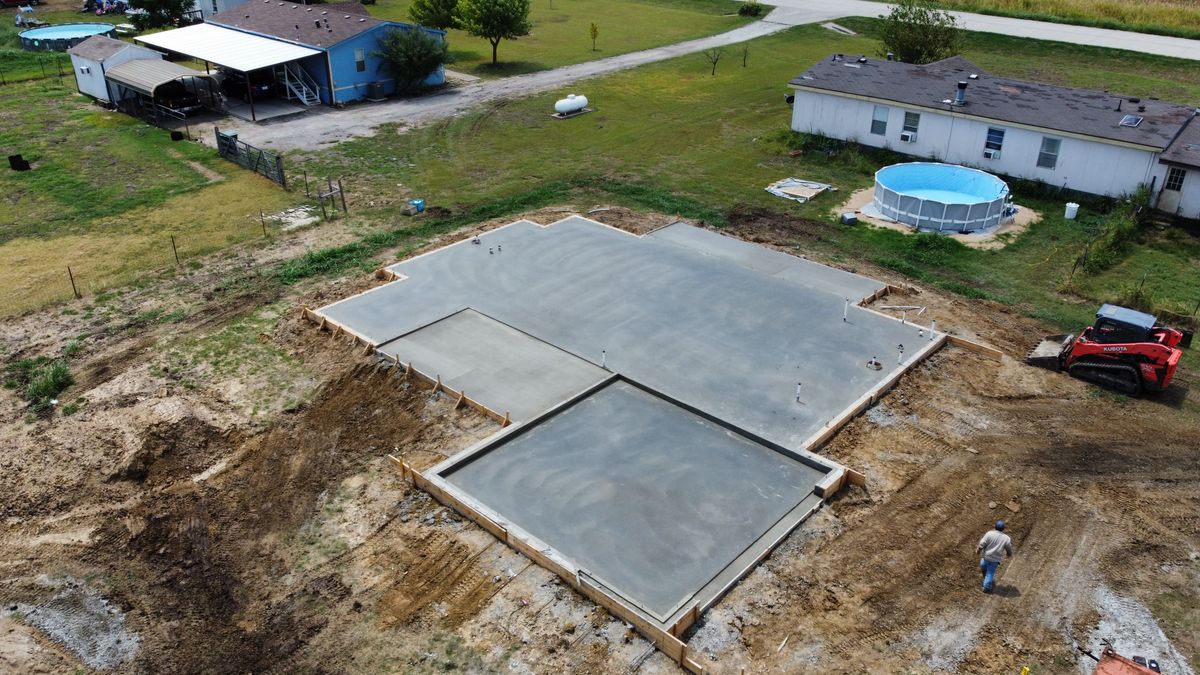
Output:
[{"xmin": 67, "ymin": 35, "xmax": 163, "ymax": 103}]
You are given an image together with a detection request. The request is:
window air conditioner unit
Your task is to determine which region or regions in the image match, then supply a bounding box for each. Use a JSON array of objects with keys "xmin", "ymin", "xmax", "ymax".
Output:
[
  {"xmin": 900, "ymin": 131, "xmax": 916, "ymax": 143},
  {"xmin": 983, "ymin": 149, "xmax": 1000, "ymax": 159}
]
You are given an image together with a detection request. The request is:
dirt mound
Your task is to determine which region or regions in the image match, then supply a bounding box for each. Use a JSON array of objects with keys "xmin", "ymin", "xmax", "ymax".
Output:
[
  {"xmin": 726, "ymin": 204, "xmax": 830, "ymax": 243},
  {"xmin": 76, "ymin": 362, "xmax": 494, "ymax": 673}
]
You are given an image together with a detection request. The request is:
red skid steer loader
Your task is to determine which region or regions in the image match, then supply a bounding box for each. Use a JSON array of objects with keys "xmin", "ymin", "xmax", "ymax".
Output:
[{"xmin": 1026, "ymin": 304, "xmax": 1190, "ymax": 394}]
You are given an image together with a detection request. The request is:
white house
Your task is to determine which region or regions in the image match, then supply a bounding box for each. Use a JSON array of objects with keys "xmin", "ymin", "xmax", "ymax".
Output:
[
  {"xmin": 189, "ymin": 0, "xmax": 251, "ymax": 20},
  {"xmin": 67, "ymin": 35, "xmax": 163, "ymax": 104},
  {"xmin": 788, "ymin": 55, "xmax": 1200, "ymax": 219}
]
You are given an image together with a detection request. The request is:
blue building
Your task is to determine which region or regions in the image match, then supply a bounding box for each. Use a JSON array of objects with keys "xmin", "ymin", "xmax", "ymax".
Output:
[
  {"xmin": 136, "ymin": 0, "xmax": 444, "ymax": 119},
  {"xmin": 208, "ymin": 0, "xmax": 445, "ymax": 105}
]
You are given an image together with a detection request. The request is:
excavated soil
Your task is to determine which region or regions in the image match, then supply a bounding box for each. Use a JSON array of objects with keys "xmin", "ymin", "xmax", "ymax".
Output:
[{"xmin": 1, "ymin": 209, "xmax": 1197, "ymax": 674}]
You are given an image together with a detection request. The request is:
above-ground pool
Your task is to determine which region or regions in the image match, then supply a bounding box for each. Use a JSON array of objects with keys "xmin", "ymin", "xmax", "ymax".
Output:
[
  {"xmin": 20, "ymin": 24, "xmax": 118, "ymax": 51},
  {"xmin": 873, "ymin": 162, "xmax": 1010, "ymax": 233}
]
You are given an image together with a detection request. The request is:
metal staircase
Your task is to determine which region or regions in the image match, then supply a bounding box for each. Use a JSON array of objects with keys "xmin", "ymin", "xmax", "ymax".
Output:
[{"xmin": 277, "ymin": 61, "xmax": 320, "ymax": 106}]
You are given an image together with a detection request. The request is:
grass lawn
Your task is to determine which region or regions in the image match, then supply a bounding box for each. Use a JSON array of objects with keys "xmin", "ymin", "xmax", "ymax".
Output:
[
  {"xmin": 0, "ymin": 80, "xmax": 299, "ymax": 315},
  {"xmin": 874, "ymin": 0, "xmax": 1200, "ymax": 40},
  {"xmin": 292, "ymin": 19, "xmax": 1200, "ymax": 363},
  {"xmin": 0, "ymin": 1, "xmax": 127, "ymax": 83},
  {"xmin": 370, "ymin": 0, "xmax": 752, "ymax": 76}
]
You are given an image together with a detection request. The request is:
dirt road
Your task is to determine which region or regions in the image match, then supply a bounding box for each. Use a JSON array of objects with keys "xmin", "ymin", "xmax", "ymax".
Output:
[{"xmin": 216, "ymin": 18, "xmax": 792, "ymax": 153}]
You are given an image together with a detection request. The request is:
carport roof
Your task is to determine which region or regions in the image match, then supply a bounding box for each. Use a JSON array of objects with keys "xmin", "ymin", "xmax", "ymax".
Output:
[
  {"xmin": 104, "ymin": 59, "xmax": 211, "ymax": 97},
  {"xmin": 135, "ymin": 22, "xmax": 320, "ymax": 72}
]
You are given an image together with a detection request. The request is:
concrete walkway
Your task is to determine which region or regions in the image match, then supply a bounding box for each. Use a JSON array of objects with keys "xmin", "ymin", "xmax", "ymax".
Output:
[{"xmin": 220, "ymin": 4, "xmax": 1200, "ymax": 151}]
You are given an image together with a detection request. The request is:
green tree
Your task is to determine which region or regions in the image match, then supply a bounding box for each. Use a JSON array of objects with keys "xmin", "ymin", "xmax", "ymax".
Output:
[
  {"xmin": 589, "ymin": 22, "xmax": 599, "ymax": 51},
  {"xmin": 878, "ymin": 0, "xmax": 963, "ymax": 64},
  {"xmin": 374, "ymin": 27, "xmax": 452, "ymax": 94},
  {"xmin": 455, "ymin": 0, "xmax": 533, "ymax": 65},
  {"xmin": 128, "ymin": 0, "xmax": 194, "ymax": 29},
  {"xmin": 409, "ymin": 0, "xmax": 460, "ymax": 31}
]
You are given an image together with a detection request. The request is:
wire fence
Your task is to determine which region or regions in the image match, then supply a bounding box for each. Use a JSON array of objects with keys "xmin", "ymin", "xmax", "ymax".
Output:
[{"xmin": 0, "ymin": 54, "xmax": 72, "ymax": 88}]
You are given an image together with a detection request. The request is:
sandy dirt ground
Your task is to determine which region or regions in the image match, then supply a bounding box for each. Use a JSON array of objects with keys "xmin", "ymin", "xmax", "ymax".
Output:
[
  {"xmin": 834, "ymin": 186, "xmax": 1040, "ymax": 250},
  {"xmin": 1, "ymin": 206, "xmax": 1197, "ymax": 674}
]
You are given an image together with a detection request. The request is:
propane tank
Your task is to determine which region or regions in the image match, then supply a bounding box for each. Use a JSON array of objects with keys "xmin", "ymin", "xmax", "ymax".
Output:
[{"xmin": 554, "ymin": 94, "xmax": 589, "ymax": 114}]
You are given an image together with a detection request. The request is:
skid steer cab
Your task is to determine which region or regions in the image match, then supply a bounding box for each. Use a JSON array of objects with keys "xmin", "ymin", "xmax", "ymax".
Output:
[{"xmin": 1026, "ymin": 304, "xmax": 1191, "ymax": 394}]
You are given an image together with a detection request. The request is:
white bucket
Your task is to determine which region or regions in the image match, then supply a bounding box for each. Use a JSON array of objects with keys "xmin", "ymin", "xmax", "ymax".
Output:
[{"xmin": 1064, "ymin": 202, "xmax": 1080, "ymax": 220}]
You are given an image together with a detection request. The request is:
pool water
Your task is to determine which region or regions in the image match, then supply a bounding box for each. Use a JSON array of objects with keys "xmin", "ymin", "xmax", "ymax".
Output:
[
  {"xmin": 21, "ymin": 23, "xmax": 114, "ymax": 39},
  {"xmin": 901, "ymin": 188, "xmax": 987, "ymax": 204}
]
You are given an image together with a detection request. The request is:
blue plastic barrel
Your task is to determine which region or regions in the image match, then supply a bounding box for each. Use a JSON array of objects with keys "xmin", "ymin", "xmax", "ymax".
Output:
[{"xmin": 409, "ymin": 198, "xmax": 425, "ymax": 213}]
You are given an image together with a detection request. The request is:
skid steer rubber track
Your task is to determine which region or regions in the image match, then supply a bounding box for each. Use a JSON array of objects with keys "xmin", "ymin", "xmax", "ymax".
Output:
[{"xmin": 1067, "ymin": 358, "xmax": 1142, "ymax": 395}]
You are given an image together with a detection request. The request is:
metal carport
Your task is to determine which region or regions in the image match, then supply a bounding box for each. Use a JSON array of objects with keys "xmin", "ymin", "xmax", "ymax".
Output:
[
  {"xmin": 104, "ymin": 58, "xmax": 213, "ymax": 98},
  {"xmin": 135, "ymin": 23, "xmax": 320, "ymax": 121},
  {"xmin": 104, "ymin": 59, "xmax": 216, "ymax": 132}
]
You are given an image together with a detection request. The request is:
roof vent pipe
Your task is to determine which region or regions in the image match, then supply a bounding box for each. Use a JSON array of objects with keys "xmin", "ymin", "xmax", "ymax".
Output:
[
  {"xmin": 954, "ymin": 81, "xmax": 967, "ymax": 106},
  {"xmin": 1117, "ymin": 99, "xmax": 1122, "ymax": 111},
  {"xmin": 857, "ymin": 56, "xmax": 867, "ymax": 63},
  {"xmin": 886, "ymin": 52, "xmax": 893, "ymax": 61},
  {"xmin": 1138, "ymin": 105, "xmax": 1146, "ymax": 112}
]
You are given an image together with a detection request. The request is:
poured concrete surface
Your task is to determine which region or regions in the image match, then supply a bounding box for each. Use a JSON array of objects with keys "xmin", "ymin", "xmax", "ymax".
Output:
[
  {"xmin": 440, "ymin": 380, "xmax": 828, "ymax": 622},
  {"xmin": 648, "ymin": 223, "xmax": 884, "ymax": 301},
  {"xmin": 377, "ymin": 309, "xmax": 608, "ymax": 421},
  {"xmin": 318, "ymin": 216, "xmax": 929, "ymax": 449}
]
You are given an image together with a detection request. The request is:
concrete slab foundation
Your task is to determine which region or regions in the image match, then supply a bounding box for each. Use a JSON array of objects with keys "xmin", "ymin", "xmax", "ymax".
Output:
[
  {"xmin": 378, "ymin": 309, "xmax": 608, "ymax": 422},
  {"xmin": 319, "ymin": 216, "xmax": 936, "ymax": 450},
  {"xmin": 314, "ymin": 215, "xmax": 949, "ymax": 670},
  {"xmin": 436, "ymin": 378, "xmax": 831, "ymax": 626}
]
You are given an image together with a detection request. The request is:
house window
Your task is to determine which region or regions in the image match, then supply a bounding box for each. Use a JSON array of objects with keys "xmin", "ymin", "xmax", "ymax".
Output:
[
  {"xmin": 985, "ymin": 127, "xmax": 1005, "ymax": 151},
  {"xmin": 354, "ymin": 48, "xmax": 366, "ymax": 73},
  {"xmin": 1037, "ymin": 137, "xmax": 1061, "ymax": 169},
  {"xmin": 870, "ymin": 105, "xmax": 888, "ymax": 136},
  {"xmin": 1165, "ymin": 166, "xmax": 1187, "ymax": 191},
  {"xmin": 903, "ymin": 112, "xmax": 920, "ymax": 134},
  {"xmin": 211, "ymin": 0, "xmax": 217, "ymax": 14}
]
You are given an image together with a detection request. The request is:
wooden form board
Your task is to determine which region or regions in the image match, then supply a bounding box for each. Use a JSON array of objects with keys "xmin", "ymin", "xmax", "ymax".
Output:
[
  {"xmin": 946, "ymin": 334, "xmax": 1005, "ymax": 360},
  {"xmin": 391, "ymin": 456, "xmax": 711, "ymax": 673},
  {"xmin": 302, "ymin": 306, "xmax": 513, "ymax": 427},
  {"xmin": 799, "ymin": 332, "xmax": 947, "ymax": 452}
]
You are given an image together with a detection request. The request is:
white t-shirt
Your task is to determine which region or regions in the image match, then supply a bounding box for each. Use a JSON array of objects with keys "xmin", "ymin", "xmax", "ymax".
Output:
[{"xmin": 978, "ymin": 530, "xmax": 1012, "ymax": 562}]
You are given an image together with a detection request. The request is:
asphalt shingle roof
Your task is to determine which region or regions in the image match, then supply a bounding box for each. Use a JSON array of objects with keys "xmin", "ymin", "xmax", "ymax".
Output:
[
  {"xmin": 67, "ymin": 35, "xmax": 133, "ymax": 62},
  {"xmin": 210, "ymin": 0, "xmax": 385, "ymax": 49},
  {"xmin": 789, "ymin": 54, "xmax": 1198, "ymax": 151},
  {"xmin": 1161, "ymin": 115, "xmax": 1200, "ymax": 168}
]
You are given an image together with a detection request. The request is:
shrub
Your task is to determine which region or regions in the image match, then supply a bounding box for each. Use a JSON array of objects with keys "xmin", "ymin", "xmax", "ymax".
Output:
[
  {"xmin": 1079, "ymin": 188, "xmax": 1150, "ymax": 275},
  {"xmin": 738, "ymin": 1, "xmax": 763, "ymax": 17},
  {"xmin": 375, "ymin": 27, "xmax": 453, "ymax": 94},
  {"xmin": 878, "ymin": 0, "xmax": 963, "ymax": 64}
]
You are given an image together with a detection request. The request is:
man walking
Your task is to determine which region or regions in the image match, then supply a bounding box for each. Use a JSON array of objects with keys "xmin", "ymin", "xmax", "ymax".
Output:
[{"xmin": 976, "ymin": 520, "xmax": 1013, "ymax": 593}]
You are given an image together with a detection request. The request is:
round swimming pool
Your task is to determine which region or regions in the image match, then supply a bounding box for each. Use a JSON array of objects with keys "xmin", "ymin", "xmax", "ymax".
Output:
[
  {"xmin": 873, "ymin": 162, "xmax": 1009, "ymax": 233},
  {"xmin": 20, "ymin": 24, "xmax": 118, "ymax": 51}
]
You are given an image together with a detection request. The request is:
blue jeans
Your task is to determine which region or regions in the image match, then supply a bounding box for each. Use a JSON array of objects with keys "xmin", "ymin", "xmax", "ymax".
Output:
[{"xmin": 979, "ymin": 559, "xmax": 1000, "ymax": 591}]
